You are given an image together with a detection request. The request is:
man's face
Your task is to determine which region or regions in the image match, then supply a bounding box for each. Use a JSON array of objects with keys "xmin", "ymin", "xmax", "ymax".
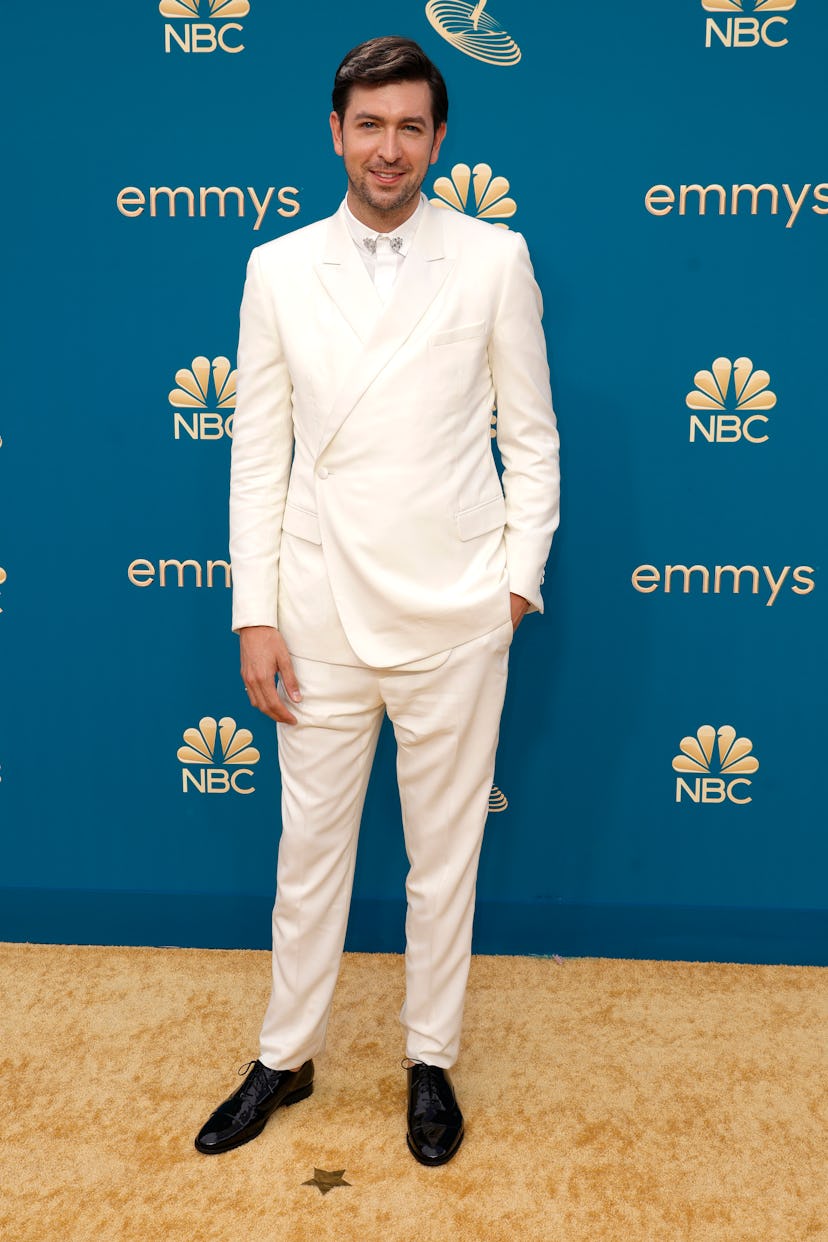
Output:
[{"xmin": 330, "ymin": 80, "xmax": 446, "ymax": 231}]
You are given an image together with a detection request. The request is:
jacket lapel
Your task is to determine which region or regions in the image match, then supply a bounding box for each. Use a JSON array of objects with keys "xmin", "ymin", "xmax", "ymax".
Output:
[
  {"xmin": 316, "ymin": 202, "xmax": 455, "ymax": 457},
  {"xmin": 313, "ymin": 208, "xmax": 382, "ymax": 345}
]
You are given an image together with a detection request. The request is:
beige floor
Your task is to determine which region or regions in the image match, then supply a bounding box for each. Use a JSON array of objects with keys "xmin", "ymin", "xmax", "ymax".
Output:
[{"xmin": 1, "ymin": 943, "xmax": 826, "ymax": 1242}]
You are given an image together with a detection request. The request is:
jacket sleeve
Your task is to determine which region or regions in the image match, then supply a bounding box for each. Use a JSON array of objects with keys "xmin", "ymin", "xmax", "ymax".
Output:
[
  {"xmin": 489, "ymin": 231, "xmax": 560, "ymax": 613},
  {"xmin": 229, "ymin": 247, "xmax": 295, "ymax": 632}
]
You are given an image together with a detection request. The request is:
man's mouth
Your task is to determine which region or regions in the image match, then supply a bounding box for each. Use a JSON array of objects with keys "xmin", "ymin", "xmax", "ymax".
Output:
[{"xmin": 370, "ymin": 169, "xmax": 405, "ymax": 183}]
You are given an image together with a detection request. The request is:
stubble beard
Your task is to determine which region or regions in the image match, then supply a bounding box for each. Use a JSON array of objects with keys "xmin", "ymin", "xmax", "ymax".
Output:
[{"xmin": 348, "ymin": 167, "xmax": 426, "ymax": 224}]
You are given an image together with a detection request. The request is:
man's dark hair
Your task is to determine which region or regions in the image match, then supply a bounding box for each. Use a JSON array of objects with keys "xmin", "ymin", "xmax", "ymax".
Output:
[{"xmin": 332, "ymin": 36, "xmax": 449, "ymax": 131}]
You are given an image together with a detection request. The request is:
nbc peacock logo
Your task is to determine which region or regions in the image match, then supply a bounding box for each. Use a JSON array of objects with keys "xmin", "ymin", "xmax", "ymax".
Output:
[
  {"xmin": 0, "ymin": 566, "xmax": 6, "ymax": 614},
  {"xmin": 686, "ymin": 357, "xmax": 776, "ymax": 443},
  {"xmin": 170, "ymin": 356, "xmax": 236, "ymax": 441},
  {"xmin": 673, "ymin": 724, "xmax": 759, "ymax": 804},
  {"xmin": 178, "ymin": 716, "xmax": 260, "ymax": 794},
  {"xmin": 702, "ymin": 0, "xmax": 796, "ymax": 48},
  {"xmin": 702, "ymin": 0, "xmax": 795, "ymax": 9},
  {"xmin": 431, "ymin": 163, "xmax": 516, "ymax": 227},
  {"xmin": 160, "ymin": 0, "xmax": 249, "ymax": 54}
]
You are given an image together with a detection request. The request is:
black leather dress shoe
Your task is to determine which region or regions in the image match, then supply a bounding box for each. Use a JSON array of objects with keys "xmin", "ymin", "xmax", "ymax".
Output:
[
  {"xmin": 194, "ymin": 1059, "xmax": 314, "ymax": 1154},
  {"xmin": 406, "ymin": 1063, "xmax": 464, "ymax": 1166}
]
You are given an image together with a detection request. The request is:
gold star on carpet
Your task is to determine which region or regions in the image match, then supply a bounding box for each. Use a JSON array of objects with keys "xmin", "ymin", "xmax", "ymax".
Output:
[{"xmin": 302, "ymin": 1168, "xmax": 352, "ymax": 1196}]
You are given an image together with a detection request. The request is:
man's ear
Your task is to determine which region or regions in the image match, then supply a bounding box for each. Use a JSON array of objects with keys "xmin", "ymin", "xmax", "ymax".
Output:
[
  {"xmin": 330, "ymin": 110, "xmax": 344, "ymax": 157},
  {"xmin": 430, "ymin": 122, "xmax": 447, "ymax": 166}
]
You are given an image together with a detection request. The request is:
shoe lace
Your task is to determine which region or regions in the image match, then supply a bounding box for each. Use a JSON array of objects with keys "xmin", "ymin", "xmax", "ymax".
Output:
[{"xmin": 406, "ymin": 1060, "xmax": 451, "ymax": 1116}]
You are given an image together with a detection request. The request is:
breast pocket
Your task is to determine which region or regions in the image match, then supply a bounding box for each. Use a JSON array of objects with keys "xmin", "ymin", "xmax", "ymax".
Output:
[{"xmin": 427, "ymin": 321, "xmax": 489, "ymax": 400}]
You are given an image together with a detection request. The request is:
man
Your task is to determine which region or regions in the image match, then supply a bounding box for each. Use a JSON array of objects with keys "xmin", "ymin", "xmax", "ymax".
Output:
[{"xmin": 195, "ymin": 35, "xmax": 559, "ymax": 1166}]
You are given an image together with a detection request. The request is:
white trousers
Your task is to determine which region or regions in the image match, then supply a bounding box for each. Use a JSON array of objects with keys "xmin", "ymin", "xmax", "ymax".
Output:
[{"xmin": 258, "ymin": 619, "xmax": 512, "ymax": 1071}]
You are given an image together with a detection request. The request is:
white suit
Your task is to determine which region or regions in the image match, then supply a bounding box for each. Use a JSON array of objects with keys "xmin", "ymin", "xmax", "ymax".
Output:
[{"xmin": 229, "ymin": 198, "xmax": 559, "ymax": 1068}]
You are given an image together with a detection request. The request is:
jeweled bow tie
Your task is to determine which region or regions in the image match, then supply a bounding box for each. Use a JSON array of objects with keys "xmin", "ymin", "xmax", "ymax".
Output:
[{"xmin": 363, "ymin": 235, "xmax": 404, "ymax": 255}]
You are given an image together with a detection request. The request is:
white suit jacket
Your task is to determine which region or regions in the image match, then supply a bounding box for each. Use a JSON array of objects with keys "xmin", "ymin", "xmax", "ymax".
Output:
[{"xmin": 229, "ymin": 199, "xmax": 560, "ymax": 667}]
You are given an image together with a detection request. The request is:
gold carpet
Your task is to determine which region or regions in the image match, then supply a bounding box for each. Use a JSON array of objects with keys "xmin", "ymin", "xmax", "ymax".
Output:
[{"xmin": 1, "ymin": 943, "xmax": 826, "ymax": 1242}]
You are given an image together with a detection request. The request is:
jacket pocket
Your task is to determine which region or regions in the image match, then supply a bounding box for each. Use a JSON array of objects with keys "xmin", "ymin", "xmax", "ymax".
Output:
[
  {"xmin": 281, "ymin": 502, "xmax": 322, "ymax": 545},
  {"xmin": 456, "ymin": 494, "xmax": 506, "ymax": 541},
  {"xmin": 429, "ymin": 321, "xmax": 487, "ymax": 347}
]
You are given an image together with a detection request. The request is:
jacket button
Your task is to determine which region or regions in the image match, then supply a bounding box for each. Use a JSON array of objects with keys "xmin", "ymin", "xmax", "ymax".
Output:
[{"xmin": 317, "ymin": 466, "xmax": 329, "ymax": 480}]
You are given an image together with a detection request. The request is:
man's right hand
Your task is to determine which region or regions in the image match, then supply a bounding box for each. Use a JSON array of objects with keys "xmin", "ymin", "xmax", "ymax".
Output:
[{"xmin": 239, "ymin": 626, "xmax": 301, "ymax": 725}]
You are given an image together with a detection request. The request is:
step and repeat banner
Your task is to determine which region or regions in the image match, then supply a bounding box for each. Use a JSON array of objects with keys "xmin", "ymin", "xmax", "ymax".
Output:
[{"xmin": 1, "ymin": 2, "xmax": 826, "ymax": 962}]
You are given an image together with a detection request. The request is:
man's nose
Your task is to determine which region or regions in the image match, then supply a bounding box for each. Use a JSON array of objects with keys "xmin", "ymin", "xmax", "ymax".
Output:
[{"xmin": 377, "ymin": 127, "xmax": 402, "ymax": 163}]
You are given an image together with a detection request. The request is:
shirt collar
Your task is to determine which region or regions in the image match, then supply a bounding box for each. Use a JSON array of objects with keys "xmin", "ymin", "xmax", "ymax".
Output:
[{"xmin": 342, "ymin": 192, "xmax": 425, "ymax": 256}]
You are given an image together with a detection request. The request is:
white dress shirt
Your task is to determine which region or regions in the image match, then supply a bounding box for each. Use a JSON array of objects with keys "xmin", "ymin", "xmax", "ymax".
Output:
[{"xmin": 343, "ymin": 193, "xmax": 425, "ymax": 304}]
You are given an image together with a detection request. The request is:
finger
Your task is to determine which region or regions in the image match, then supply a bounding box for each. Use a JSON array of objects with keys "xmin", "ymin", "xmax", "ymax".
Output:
[
  {"xmin": 276, "ymin": 648, "xmax": 302, "ymax": 704},
  {"xmin": 265, "ymin": 698, "xmax": 298, "ymax": 726},
  {"xmin": 246, "ymin": 681, "xmax": 297, "ymax": 726}
]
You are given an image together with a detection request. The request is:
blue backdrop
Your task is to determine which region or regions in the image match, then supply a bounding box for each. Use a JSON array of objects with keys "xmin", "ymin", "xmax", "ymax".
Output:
[{"xmin": 1, "ymin": 0, "xmax": 826, "ymax": 963}]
